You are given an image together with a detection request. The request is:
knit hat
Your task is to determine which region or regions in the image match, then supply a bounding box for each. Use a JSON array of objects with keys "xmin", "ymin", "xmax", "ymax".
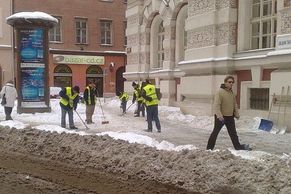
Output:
[{"xmin": 73, "ymin": 86, "xmax": 80, "ymax": 93}]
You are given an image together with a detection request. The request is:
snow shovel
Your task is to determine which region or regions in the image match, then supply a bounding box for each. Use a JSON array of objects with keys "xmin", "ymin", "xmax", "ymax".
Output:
[
  {"xmin": 74, "ymin": 110, "xmax": 89, "ymax": 130},
  {"xmin": 258, "ymin": 119, "xmax": 273, "ymax": 132}
]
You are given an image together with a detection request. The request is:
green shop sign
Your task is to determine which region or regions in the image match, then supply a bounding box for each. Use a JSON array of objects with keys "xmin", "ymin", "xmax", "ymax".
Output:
[{"xmin": 53, "ymin": 54, "xmax": 105, "ymax": 65}]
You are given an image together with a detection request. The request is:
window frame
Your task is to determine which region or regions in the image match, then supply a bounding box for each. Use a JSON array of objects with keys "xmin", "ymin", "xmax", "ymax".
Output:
[
  {"xmin": 250, "ymin": 0, "xmax": 277, "ymax": 50},
  {"xmin": 100, "ymin": 19, "xmax": 113, "ymax": 46},
  {"xmin": 75, "ymin": 18, "xmax": 88, "ymax": 44},
  {"xmin": 157, "ymin": 22, "xmax": 165, "ymax": 68},
  {"xmin": 49, "ymin": 16, "xmax": 62, "ymax": 43}
]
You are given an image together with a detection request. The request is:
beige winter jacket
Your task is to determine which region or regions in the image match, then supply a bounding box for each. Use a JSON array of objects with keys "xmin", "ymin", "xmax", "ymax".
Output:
[{"xmin": 213, "ymin": 87, "xmax": 239, "ymax": 119}]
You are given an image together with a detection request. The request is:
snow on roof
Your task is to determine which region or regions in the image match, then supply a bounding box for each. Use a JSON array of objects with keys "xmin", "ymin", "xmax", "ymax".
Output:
[{"xmin": 6, "ymin": 11, "xmax": 58, "ymax": 26}]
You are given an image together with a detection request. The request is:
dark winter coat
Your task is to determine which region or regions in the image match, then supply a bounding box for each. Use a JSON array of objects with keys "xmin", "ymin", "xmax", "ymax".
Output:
[
  {"xmin": 84, "ymin": 86, "xmax": 97, "ymax": 105},
  {"xmin": 59, "ymin": 87, "xmax": 79, "ymax": 111}
]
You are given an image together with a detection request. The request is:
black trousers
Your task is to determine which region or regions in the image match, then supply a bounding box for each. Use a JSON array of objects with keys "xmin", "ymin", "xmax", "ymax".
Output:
[
  {"xmin": 4, "ymin": 107, "xmax": 13, "ymax": 120},
  {"xmin": 146, "ymin": 105, "xmax": 161, "ymax": 131},
  {"xmin": 135, "ymin": 101, "xmax": 145, "ymax": 116},
  {"xmin": 207, "ymin": 115, "xmax": 242, "ymax": 150}
]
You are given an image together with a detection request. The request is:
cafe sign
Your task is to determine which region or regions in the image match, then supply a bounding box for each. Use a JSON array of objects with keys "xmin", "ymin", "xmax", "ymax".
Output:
[{"xmin": 53, "ymin": 54, "xmax": 105, "ymax": 65}]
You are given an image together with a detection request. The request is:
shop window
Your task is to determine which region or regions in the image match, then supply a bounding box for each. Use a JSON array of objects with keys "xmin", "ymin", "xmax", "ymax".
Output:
[
  {"xmin": 53, "ymin": 64, "xmax": 72, "ymax": 88},
  {"xmin": 251, "ymin": 0, "xmax": 277, "ymax": 49},
  {"xmin": 250, "ymin": 88, "xmax": 269, "ymax": 110},
  {"xmin": 49, "ymin": 16, "xmax": 62, "ymax": 42},
  {"xmin": 86, "ymin": 65, "xmax": 103, "ymax": 97}
]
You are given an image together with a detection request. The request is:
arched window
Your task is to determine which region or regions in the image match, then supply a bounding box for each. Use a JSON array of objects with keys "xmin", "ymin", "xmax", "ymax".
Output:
[
  {"xmin": 150, "ymin": 15, "xmax": 164, "ymax": 69},
  {"xmin": 175, "ymin": 5, "xmax": 188, "ymax": 64},
  {"xmin": 86, "ymin": 65, "xmax": 104, "ymax": 97},
  {"xmin": 53, "ymin": 64, "xmax": 72, "ymax": 87},
  {"xmin": 157, "ymin": 22, "xmax": 165, "ymax": 68}
]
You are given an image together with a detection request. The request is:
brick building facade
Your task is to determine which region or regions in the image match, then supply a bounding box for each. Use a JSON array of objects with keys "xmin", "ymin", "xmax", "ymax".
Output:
[{"xmin": 13, "ymin": 0, "xmax": 127, "ymax": 96}]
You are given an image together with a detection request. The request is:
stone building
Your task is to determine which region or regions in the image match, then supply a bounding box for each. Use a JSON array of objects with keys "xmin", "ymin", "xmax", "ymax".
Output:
[
  {"xmin": 0, "ymin": 0, "xmax": 13, "ymax": 86},
  {"xmin": 125, "ymin": 0, "xmax": 291, "ymax": 130},
  {"xmin": 13, "ymin": 0, "xmax": 127, "ymax": 96}
]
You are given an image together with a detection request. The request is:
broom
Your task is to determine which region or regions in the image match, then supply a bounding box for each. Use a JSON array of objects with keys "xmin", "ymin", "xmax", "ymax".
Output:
[{"xmin": 96, "ymin": 90, "xmax": 109, "ymax": 124}]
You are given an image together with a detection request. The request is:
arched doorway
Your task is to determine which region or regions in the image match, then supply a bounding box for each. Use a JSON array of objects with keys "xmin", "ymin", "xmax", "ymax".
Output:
[
  {"xmin": 116, "ymin": 66, "xmax": 125, "ymax": 95},
  {"xmin": 54, "ymin": 64, "xmax": 72, "ymax": 87},
  {"xmin": 86, "ymin": 65, "xmax": 103, "ymax": 97}
]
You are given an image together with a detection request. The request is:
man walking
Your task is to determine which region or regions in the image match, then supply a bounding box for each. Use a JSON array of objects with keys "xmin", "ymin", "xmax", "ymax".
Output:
[
  {"xmin": 206, "ymin": 75, "xmax": 251, "ymax": 150},
  {"xmin": 141, "ymin": 80, "xmax": 161, "ymax": 133},
  {"xmin": 59, "ymin": 85, "xmax": 80, "ymax": 129},
  {"xmin": 84, "ymin": 81, "xmax": 97, "ymax": 124}
]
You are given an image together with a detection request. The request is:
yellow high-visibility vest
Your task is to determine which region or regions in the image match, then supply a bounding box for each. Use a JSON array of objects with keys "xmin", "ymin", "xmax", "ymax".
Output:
[
  {"xmin": 143, "ymin": 84, "xmax": 158, "ymax": 106},
  {"xmin": 60, "ymin": 87, "xmax": 78, "ymax": 108}
]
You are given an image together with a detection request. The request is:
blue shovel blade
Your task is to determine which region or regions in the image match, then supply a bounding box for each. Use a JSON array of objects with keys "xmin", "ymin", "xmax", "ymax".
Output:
[{"xmin": 258, "ymin": 119, "xmax": 273, "ymax": 132}]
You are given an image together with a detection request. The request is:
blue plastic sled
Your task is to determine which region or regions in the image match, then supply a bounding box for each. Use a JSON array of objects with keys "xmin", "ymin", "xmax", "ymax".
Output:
[{"xmin": 258, "ymin": 119, "xmax": 273, "ymax": 132}]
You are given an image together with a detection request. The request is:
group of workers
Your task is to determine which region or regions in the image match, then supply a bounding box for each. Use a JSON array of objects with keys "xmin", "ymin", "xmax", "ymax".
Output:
[
  {"xmin": 117, "ymin": 79, "xmax": 162, "ymax": 133},
  {"xmin": 59, "ymin": 79, "xmax": 162, "ymax": 133}
]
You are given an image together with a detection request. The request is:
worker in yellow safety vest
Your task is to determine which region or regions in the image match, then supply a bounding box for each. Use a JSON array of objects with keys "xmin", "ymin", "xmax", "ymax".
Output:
[
  {"xmin": 117, "ymin": 91, "xmax": 129, "ymax": 114},
  {"xmin": 132, "ymin": 82, "xmax": 145, "ymax": 117},
  {"xmin": 141, "ymin": 80, "xmax": 162, "ymax": 133},
  {"xmin": 84, "ymin": 81, "xmax": 97, "ymax": 124},
  {"xmin": 59, "ymin": 86, "xmax": 80, "ymax": 129}
]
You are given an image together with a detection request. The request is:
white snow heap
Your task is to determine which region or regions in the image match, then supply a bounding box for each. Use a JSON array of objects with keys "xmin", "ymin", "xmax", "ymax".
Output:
[{"xmin": 6, "ymin": 11, "xmax": 58, "ymax": 27}]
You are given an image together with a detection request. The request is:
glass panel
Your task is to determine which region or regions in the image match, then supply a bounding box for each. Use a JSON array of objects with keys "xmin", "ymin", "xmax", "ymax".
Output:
[
  {"xmin": 273, "ymin": 19, "xmax": 277, "ymax": 33},
  {"xmin": 252, "ymin": 4, "xmax": 260, "ymax": 18},
  {"xmin": 252, "ymin": 37, "xmax": 260, "ymax": 49},
  {"xmin": 252, "ymin": 22, "xmax": 260, "ymax": 36},
  {"xmin": 262, "ymin": 20, "xmax": 271, "ymax": 34},
  {"xmin": 263, "ymin": 1, "xmax": 271, "ymax": 16},
  {"xmin": 262, "ymin": 36, "xmax": 271, "ymax": 48}
]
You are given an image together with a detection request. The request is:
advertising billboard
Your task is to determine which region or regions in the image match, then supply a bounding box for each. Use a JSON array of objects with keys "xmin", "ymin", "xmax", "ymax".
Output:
[{"xmin": 19, "ymin": 28, "xmax": 46, "ymax": 106}]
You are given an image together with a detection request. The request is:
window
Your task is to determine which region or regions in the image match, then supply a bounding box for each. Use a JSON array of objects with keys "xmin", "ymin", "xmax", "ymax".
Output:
[
  {"xmin": 49, "ymin": 17, "xmax": 62, "ymax": 42},
  {"xmin": 100, "ymin": 20, "xmax": 112, "ymax": 45},
  {"xmin": 75, "ymin": 18, "xmax": 87, "ymax": 44},
  {"xmin": 54, "ymin": 64, "xmax": 72, "ymax": 88},
  {"xmin": 251, "ymin": 0, "xmax": 277, "ymax": 49},
  {"xmin": 284, "ymin": 0, "xmax": 291, "ymax": 7},
  {"xmin": 124, "ymin": 21, "xmax": 127, "ymax": 46},
  {"xmin": 157, "ymin": 22, "xmax": 165, "ymax": 68},
  {"xmin": 250, "ymin": 88, "xmax": 269, "ymax": 110}
]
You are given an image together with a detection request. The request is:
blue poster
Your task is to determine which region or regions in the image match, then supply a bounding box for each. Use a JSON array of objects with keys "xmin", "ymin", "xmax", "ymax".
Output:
[
  {"xmin": 19, "ymin": 28, "xmax": 45, "ymax": 102},
  {"xmin": 20, "ymin": 28, "xmax": 44, "ymax": 63},
  {"xmin": 21, "ymin": 64, "xmax": 45, "ymax": 101}
]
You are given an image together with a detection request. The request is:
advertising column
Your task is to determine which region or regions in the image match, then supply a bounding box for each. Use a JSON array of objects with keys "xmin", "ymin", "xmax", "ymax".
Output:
[{"xmin": 17, "ymin": 27, "xmax": 50, "ymax": 113}]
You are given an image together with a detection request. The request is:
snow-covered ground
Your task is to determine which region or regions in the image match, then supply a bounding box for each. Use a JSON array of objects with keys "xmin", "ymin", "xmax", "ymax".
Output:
[{"xmin": 0, "ymin": 97, "xmax": 290, "ymax": 162}]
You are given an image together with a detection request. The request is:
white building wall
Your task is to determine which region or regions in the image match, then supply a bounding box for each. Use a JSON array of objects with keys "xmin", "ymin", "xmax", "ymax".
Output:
[{"xmin": 126, "ymin": 0, "xmax": 291, "ymax": 131}]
